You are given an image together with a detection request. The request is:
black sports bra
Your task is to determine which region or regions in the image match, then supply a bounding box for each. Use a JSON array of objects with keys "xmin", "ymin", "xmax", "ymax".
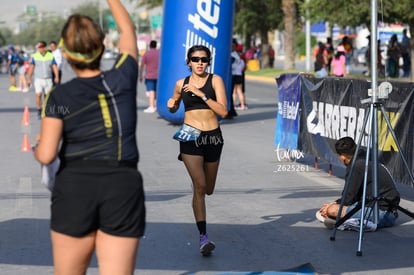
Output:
[{"xmin": 181, "ymin": 73, "xmax": 216, "ymax": 111}]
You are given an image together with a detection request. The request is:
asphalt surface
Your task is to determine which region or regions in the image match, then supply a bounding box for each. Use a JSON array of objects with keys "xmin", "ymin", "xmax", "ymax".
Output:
[{"xmin": 1, "ymin": 62, "xmax": 414, "ymax": 275}]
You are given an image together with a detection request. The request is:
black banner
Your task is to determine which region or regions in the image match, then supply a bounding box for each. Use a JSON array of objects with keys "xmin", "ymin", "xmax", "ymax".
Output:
[{"xmin": 296, "ymin": 75, "xmax": 414, "ymax": 186}]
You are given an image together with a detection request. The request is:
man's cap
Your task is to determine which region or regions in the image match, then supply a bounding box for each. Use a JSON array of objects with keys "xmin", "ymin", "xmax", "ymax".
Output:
[
  {"xmin": 36, "ymin": 42, "xmax": 47, "ymax": 49},
  {"xmin": 8, "ymin": 45, "xmax": 14, "ymax": 50}
]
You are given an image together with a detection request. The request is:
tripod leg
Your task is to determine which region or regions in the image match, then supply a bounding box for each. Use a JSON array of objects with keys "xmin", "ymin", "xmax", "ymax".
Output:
[
  {"xmin": 397, "ymin": 205, "xmax": 414, "ymax": 219},
  {"xmin": 357, "ymin": 112, "xmax": 374, "ymax": 255}
]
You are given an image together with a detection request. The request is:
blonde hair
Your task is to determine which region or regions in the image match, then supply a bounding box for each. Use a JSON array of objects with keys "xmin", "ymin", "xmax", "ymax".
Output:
[{"xmin": 60, "ymin": 14, "xmax": 105, "ymax": 70}]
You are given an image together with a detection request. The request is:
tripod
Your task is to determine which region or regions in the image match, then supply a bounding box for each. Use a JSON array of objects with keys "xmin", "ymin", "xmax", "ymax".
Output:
[
  {"xmin": 329, "ymin": 96, "xmax": 414, "ymax": 256},
  {"xmin": 328, "ymin": 0, "xmax": 414, "ymax": 255}
]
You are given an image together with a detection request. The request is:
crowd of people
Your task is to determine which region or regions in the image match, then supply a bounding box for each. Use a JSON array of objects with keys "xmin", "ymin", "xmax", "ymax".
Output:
[
  {"xmin": 384, "ymin": 29, "xmax": 411, "ymax": 78},
  {"xmin": 314, "ymin": 30, "xmax": 411, "ymax": 79},
  {"xmin": 1, "ymin": 41, "xmax": 63, "ymax": 119}
]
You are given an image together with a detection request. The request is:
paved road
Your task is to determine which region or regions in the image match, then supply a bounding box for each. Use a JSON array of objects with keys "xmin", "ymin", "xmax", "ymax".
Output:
[{"xmin": 0, "ymin": 63, "xmax": 414, "ymax": 275}]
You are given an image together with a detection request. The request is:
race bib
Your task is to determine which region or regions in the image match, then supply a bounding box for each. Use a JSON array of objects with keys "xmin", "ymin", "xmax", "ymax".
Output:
[{"xmin": 173, "ymin": 124, "xmax": 201, "ymax": 142}]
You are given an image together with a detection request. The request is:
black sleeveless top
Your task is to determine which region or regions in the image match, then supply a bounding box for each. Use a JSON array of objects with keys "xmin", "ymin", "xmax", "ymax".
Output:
[
  {"xmin": 43, "ymin": 54, "xmax": 139, "ymax": 163},
  {"xmin": 182, "ymin": 73, "xmax": 216, "ymax": 112}
]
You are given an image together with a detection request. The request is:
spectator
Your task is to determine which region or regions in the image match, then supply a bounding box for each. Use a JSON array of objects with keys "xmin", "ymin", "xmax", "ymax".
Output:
[
  {"xmin": 26, "ymin": 41, "xmax": 59, "ymax": 119},
  {"xmin": 400, "ymin": 28, "xmax": 411, "ymax": 78},
  {"xmin": 245, "ymin": 46, "xmax": 256, "ymax": 60},
  {"xmin": 365, "ymin": 36, "xmax": 385, "ymax": 77},
  {"xmin": 0, "ymin": 50, "xmax": 3, "ymax": 73},
  {"xmin": 232, "ymin": 44, "xmax": 247, "ymax": 110},
  {"xmin": 342, "ymin": 36, "xmax": 353, "ymax": 74},
  {"xmin": 139, "ymin": 40, "xmax": 160, "ymax": 113},
  {"xmin": 16, "ymin": 50, "xmax": 29, "ymax": 92},
  {"xmin": 325, "ymin": 37, "xmax": 334, "ymax": 75},
  {"xmin": 255, "ymin": 44, "xmax": 262, "ymax": 68},
  {"xmin": 50, "ymin": 40, "xmax": 63, "ymax": 85},
  {"xmin": 237, "ymin": 44, "xmax": 248, "ymax": 107},
  {"xmin": 386, "ymin": 34, "xmax": 402, "ymax": 78},
  {"xmin": 268, "ymin": 45, "xmax": 275, "ymax": 68},
  {"xmin": 6, "ymin": 45, "xmax": 19, "ymax": 91},
  {"xmin": 226, "ymin": 39, "xmax": 239, "ymax": 118},
  {"xmin": 317, "ymin": 137, "xmax": 400, "ymax": 230},
  {"xmin": 313, "ymin": 41, "xmax": 328, "ymax": 77},
  {"xmin": 331, "ymin": 45, "xmax": 346, "ymax": 77}
]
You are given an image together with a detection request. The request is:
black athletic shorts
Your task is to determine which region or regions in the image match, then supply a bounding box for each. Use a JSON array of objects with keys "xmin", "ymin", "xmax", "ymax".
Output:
[
  {"xmin": 232, "ymin": 75, "xmax": 243, "ymax": 85},
  {"xmin": 179, "ymin": 127, "xmax": 224, "ymax": 162},
  {"xmin": 51, "ymin": 160, "xmax": 145, "ymax": 238}
]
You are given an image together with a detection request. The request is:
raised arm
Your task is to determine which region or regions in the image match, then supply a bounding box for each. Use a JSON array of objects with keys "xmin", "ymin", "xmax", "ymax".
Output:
[{"xmin": 107, "ymin": 0, "xmax": 137, "ymax": 61}]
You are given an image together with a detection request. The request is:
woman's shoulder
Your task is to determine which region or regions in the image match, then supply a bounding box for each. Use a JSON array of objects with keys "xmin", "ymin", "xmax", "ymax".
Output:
[
  {"xmin": 211, "ymin": 73, "xmax": 224, "ymax": 83},
  {"xmin": 177, "ymin": 76, "xmax": 188, "ymax": 83},
  {"xmin": 175, "ymin": 77, "xmax": 188, "ymax": 87}
]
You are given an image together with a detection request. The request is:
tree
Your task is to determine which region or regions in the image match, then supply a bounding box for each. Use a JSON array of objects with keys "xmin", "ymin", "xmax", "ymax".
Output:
[
  {"xmin": 282, "ymin": 0, "xmax": 297, "ymax": 70},
  {"xmin": 0, "ymin": 28, "xmax": 12, "ymax": 46},
  {"xmin": 234, "ymin": 0, "xmax": 283, "ymax": 47},
  {"xmin": 12, "ymin": 16, "xmax": 66, "ymax": 46}
]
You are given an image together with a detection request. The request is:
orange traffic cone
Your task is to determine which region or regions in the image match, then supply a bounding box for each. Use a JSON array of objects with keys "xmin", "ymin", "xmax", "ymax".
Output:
[
  {"xmin": 22, "ymin": 105, "xmax": 30, "ymax": 126},
  {"xmin": 21, "ymin": 134, "xmax": 31, "ymax": 152}
]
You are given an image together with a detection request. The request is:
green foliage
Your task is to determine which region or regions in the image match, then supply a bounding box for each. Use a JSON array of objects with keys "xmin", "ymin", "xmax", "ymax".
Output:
[
  {"xmin": 296, "ymin": 32, "xmax": 316, "ymax": 56},
  {"xmin": 304, "ymin": 0, "xmax": 414, "ymax": 29},
  {"xmin": 10, "ymin": 16, "xmax": 66, "ymax": 46},
  {"xmin": 5, "ymin": 2, "xmax": 110, "ymax": 47},
  {"xmin": 0, "ymin": 28, "xmax": 12, "ymax": 46},
  {"xmin": 133, "ymin": 0, "xmax": 163, "ymax": 9},
  {"xmin": 70, "ymin": 2, "xmax": 100, "ymax": 22},
  {"xmin": 235, "ymin": 0, "xmax": 283, "ymax": 45}
]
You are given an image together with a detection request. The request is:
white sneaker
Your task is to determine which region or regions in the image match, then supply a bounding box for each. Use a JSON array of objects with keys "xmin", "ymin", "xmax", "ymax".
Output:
[
  {"xmin": 315, "ymin": 210, "xmax": 325, "ymax": 223},
  {"xmin": 143, "ymin": 106, "xmax": 156, "ymax": 113}
]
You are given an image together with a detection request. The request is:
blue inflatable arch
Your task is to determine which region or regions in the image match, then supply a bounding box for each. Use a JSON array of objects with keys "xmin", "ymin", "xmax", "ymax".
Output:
[{"xmin": 157, "ymin": 0, "xmax": 236, "ymax": 124}]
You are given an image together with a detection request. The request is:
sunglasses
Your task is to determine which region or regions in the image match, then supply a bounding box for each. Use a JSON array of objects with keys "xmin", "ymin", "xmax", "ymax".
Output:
[{"xmin": 190, "ymin": 56, "xmax": 210, "ymax": 63}]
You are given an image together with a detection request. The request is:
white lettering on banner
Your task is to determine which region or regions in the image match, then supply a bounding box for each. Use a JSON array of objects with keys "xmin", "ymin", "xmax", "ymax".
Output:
[
  {"xmin": 275, "ymin": 143, "xmax": 305, "ymax": 162},
  {"xmin": 185, "ymin": 0, "xmax": 221, "ymax": 73},
  {"xmin": 188, "ymin": 0, "xmax": 220, "ymax": 38},
  {"xmin": 306, "ymin": 101, "xmax": 368, "ymax": 146},
  {"xmin": 278, "ymin": 101, "xmax": 299, "ymax": 120}
]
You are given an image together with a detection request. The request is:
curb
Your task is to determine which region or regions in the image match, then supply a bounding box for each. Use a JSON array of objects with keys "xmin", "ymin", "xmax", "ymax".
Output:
[{"xmin": 245, "ymin": 74, "xmax": 276, "ymax": 84}]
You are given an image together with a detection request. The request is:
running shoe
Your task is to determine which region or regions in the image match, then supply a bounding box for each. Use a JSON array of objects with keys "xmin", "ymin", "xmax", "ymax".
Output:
[
  {"xmin": 315, "ymin": 210, "xmax": 325, "ymax": 223},
  {"xmin": 143, "ymin": 106, "xmax": 157, "ymax": 113},
  {"xmin": 199, "ymin": 234, "xmax": 215, "ymax": 256},
  {"xmin": 235, "ymin": 105, "xmax": 248, "ymax": 110},
  {"xmin": 9, "ymin": 85, "xmax": 17, "ymax": 92}
]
